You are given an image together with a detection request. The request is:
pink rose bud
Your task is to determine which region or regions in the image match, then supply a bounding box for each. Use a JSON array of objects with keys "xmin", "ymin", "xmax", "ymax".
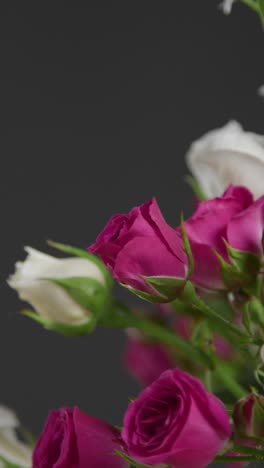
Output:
[
  {"xmin": 89, "ymin": 198, "xmax": 188, "ymax": 300},
  {"xmin": 123, "ymin": 337, "xmax": 174, "ymax": 386},
  {"xmin": 233, "ymin": 394, "xmax": 264, "ymax": 440},
  {"xmin": 33, "ymin": 407, "xmax": 128, "ymax": 468},
  {"xmin": 183, "ymin": 185, "xmax": 264, "ymax": 289},
  {"xmin": 122, "ymin": 368, "xmax": 231, "ymax": 468},
  {"xmin": 226, "ymin": 394, "xmax": 264, "ymax": 468}
]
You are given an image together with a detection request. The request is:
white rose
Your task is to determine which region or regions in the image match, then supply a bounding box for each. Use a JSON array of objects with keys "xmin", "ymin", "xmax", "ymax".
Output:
[
  {"xmin": 186, "ymin": 121, "xmax": 264, "ymax": 199},
  {"xmin": 8, "ymin": 247, "xmax": 107, "ymax": 327},
  {"xmin": 0, "ymin": 406, "xmax": 32, "ymax": 467},
  {"xmin": 219, "ymin": 0, "xmax": 235, "ymax": 15}
]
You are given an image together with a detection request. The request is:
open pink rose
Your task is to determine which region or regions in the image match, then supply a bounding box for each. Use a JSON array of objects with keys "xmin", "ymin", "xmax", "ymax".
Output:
[
  {"xmin": 33, "ymin": 407, "xmax": 127, "ymax": 468},
  {"xmin": 89, "ymin": 198, "xmax": 187, "ymax": 297},
  {"xmin": 184, "ymin": 185, "xmax": 264, "ymax": 289},
  {"xmin": 122, "ymin": 368, "xmax": 231, "ymax": 468}
]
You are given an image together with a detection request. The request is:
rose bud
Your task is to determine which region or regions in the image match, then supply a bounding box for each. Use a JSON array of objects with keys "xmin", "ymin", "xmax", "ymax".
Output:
[
  {"xmin": 8, "ymin": 246, "xmax": 111, "ymax": 335},
  {"xmin": 186, "ymin": 120, "xmax": 264, "ymax": 200},
  {"xmin": 0, "ymin": 406, "xmax": 32, "ymax": 467},
  {"xmin": 183, "ymin": 185, "xmax": 264, "ymax": 289},
  {"xmin": 33, "ymin": 407, "xmax": 128, "ymax": 468},
  {"xmin": 122, "ymin": 368, "xmax": 231, "ymax": 468},
  {"xmin": 226, "ymin": 394, "xmax": 264, "ymax": 468},
  {"xmin": 233, "ymin": 393, "xmax": 264, "ymax": 440},
  {"xmin": 123, "ymin": 336, "xmax": 174, "ymax": 386},
  {"xmin": 89, "ymin": 198, "xmax": 188, "ymax": 302}
]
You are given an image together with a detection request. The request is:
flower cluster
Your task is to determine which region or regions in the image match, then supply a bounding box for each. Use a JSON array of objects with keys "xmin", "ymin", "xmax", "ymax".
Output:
[{"xmin": 4, "ymin": 120, "xmax": 264, "ymax": 468}]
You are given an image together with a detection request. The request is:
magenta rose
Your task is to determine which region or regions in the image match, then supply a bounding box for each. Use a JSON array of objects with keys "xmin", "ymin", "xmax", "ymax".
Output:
[
  {"xmin": 122, "ymin": 368, "xmax": 231, "ymax": 468},
  {"xmin": 33, "ymin": 407, "xmax": 127, "ymax": 468},
  {"xmin": 184, "ymin": 185, "xmax": 264, "ymax": 289},
  {"xmin": 89, "ymin": 198, "xmax": 187, "ymax": 297},
  {"xmin": 123, "ymin": 337, "xmax": 173, "ymax": 386}
]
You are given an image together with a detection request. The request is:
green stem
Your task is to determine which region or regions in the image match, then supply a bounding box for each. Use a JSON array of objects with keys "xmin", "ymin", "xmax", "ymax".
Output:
[
  {"xmin": 102, "ymin": 300, "xmax": 247, "ymax": 398},
  {"xmin": 102, "ymin": 300, "xmax": 213, "ymax": 369},
  {"xmin": 240, "ymin": 0, "xmax": 260, "ymax": 14},
  {"xmin": 214, "ymin": 454, "xmax": 255, "ymax": 462},
  {"xmin": 214, "ymin": 364, "xmax": 247, "ymax": 399},
  {"xmin": 233, "ymin": 444, "xmax": 264, "ymax": 456}
]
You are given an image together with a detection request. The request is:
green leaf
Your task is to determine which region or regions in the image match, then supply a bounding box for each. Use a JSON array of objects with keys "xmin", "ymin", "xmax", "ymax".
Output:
[
  {"xmin": 185, "ymin": 175, "xmax": 207, "ymax": 200},
  {"xmin": 48, "ymin": 277, "xmax": 109, "ymax": 319},
  {"xmin": 180, "ymin": 213, "xmax": 194, "ymax": 278},
  {"xmin": 23, "ymin": 310, "xmax": 97, "ymax": 336},
  {"xmin": 47, "ymin": 240, "xmax": 113, "ymax": 289},
  {"xmin": 143, "ymin": 276, "xmax": 186, "ymax": 301}
]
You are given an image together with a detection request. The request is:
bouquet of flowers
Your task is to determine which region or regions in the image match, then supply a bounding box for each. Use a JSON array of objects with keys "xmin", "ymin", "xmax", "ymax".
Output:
[{"xmin": 2, "ymin": 2, "xmax": 264, "ymax": 468}]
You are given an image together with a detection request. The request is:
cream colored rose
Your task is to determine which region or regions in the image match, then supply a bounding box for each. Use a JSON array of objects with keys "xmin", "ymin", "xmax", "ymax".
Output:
[
  {"xmin": 8, "ymin": 247, "xmax": 107, "ymax": 326},
  {"xmin": 0, "ymin": 406, "xmax": 32, "ymax": 467},
  {"xmin": 186, "ymin": 121, "xmax": 264, "ymax": 199}
]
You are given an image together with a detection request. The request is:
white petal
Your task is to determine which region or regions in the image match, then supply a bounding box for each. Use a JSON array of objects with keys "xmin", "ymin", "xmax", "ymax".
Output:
[
  {"xmin": 186, "ymin": 121, "xmax": 264, "ymax": 199},
  {"xmin": 219, "ymin": 0, "xmax": 235, "ymax": 15},
  {"xmin": 0, "ymin": 407, "xmax": 31, "ymax": 467},
  {"xmin": 7, "ymin": 247, "xmax": 107, "ymax": 324},
  {"xmin": 0, "ymin": 428, "xmax": 32, "ymax": 467},
  {"xmin": 0, "ymin": 407, "xmax": 19, "ymax": 430},
  {"xmin": 9, "ymin": 247, "xmax": 105, "ymax": 286}
]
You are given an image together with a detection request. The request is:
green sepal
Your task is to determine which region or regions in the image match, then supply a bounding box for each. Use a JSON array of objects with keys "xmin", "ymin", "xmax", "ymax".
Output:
[
  {"xmin": 225, "ymin": 242, "xmax": 260, "ymax": 276},
  {"xmin": 143, "ymin": 276, "xmax": 186, "ymax": 301},
  {"xmin": 121, "ymin": 284, "xmax": 167, "ymax": 303},
  {"xmin": 180, "ymin": 213, "xmax": 194, "ymax": 279},
  {"xmin": 213, "ymin": 248, "xmax": 254, "ymax": 290},
  {"xmin": 47, "ymin": 277, "xmax": 109, "ymax": 319},
  {"xmin": 252, "ymin": 395, "xmax": 264, "ymax": 437},
  {"xmin": 115, "ymin": 451, "xmax": 153, "ymax": 468},
  {"xmin": 22, "ymin": 310, "xmax": 97, "ymax": 336},
  {"xmin": 47, "ymin": 240, "xmax": 113, "ymax": 289}
]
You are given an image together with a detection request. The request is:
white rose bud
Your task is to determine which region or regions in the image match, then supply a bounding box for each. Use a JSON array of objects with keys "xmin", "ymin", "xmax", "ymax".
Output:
[
  {"xmin": 186, "ymin": 121, "xmax": 264, "ymax": 199},
  {"xmin": 8, "ymin": 246, "xmax": 111, "ymax": 334},
  {"xmin": 0, "ymin": 406, "xmax": 32, "ymax": 467}
]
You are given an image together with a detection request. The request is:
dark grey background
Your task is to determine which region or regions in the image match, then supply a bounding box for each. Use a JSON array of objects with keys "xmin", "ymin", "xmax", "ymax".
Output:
[{"xmin": 0, "ymin": 1, "xmax": 263, "ymax": 464}]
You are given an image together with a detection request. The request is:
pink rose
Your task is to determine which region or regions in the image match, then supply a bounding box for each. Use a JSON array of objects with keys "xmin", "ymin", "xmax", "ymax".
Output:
[
  {"xmin": 122, "ymin": 368, "xmax": 231, "ymax": 468},
  {"xmin": 123, "ymin": 337, "xmax": 173, "ymax": 386},
  {"xmin": 184, "ymin": 185, "xmax": 264, "ymax": 289},
  {"xmin": 89, "ymin": 198, "xmax": 187, "ymax": 297},
  {"xmin": 33, "ymin": 407, "xmax": 127, "ymax": 468}
]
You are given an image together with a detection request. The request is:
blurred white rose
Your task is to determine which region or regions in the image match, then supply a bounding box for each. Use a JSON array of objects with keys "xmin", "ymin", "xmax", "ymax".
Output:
[
  {"xmin": 8, "ymin": 247, "xmax": 108, "ymax": 328},
  {"xmin": 0, "ymin": 406, "xmax": 32, "ymax": 467},
  {"xmin": 186, "ymin": 121, "xmax": 264, "ymax": 199},
  {"xmin": 219, "ymin": 0, "xmax": 235, "ymax": 15}
]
